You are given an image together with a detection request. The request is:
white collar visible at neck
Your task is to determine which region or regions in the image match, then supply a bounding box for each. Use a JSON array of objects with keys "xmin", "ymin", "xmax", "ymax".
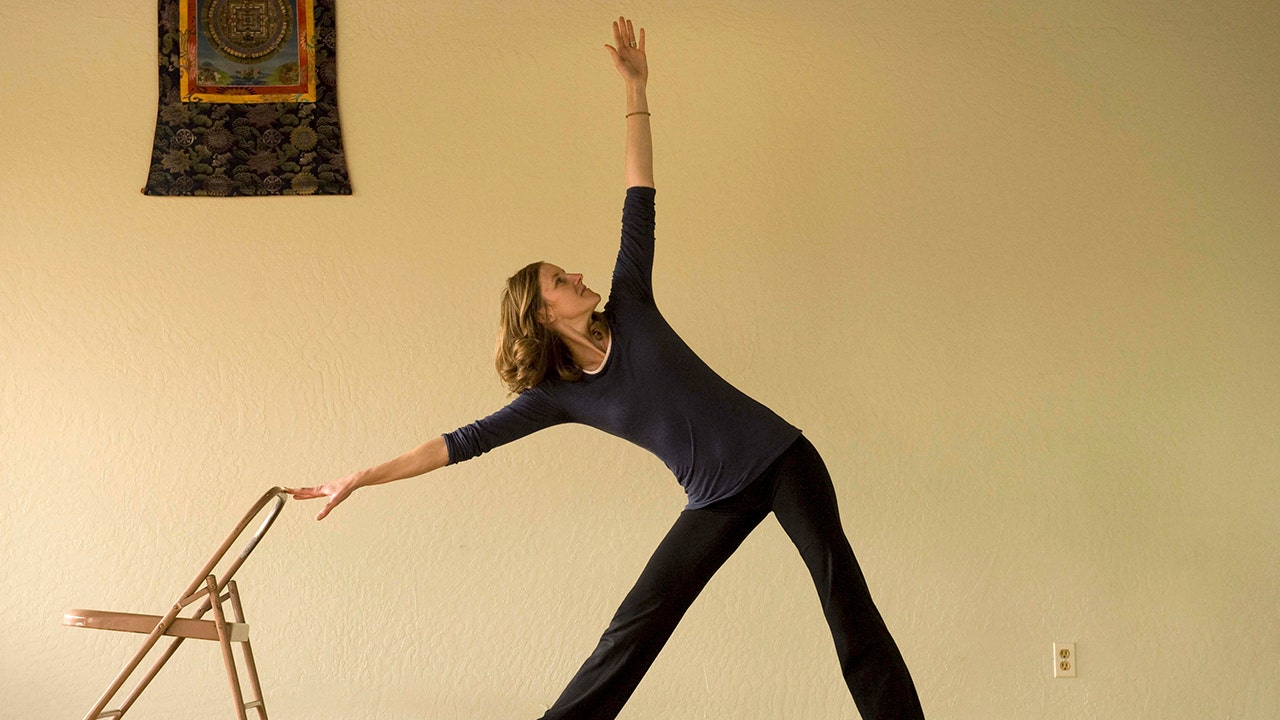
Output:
[{"xmin": 582, "ymin": 336, "xmax": 613, "ymax": 375}]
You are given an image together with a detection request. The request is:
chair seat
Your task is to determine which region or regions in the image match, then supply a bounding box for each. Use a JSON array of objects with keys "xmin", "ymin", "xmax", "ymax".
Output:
[{"xmin": 64, "ymin": 609, "xmax": 250, "ymax": 643}]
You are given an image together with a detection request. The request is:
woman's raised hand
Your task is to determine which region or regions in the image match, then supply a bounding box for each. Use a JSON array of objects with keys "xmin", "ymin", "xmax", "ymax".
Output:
[{"xmin": 605, "ymin": 16, "xmax": 647, "ymax": 85}]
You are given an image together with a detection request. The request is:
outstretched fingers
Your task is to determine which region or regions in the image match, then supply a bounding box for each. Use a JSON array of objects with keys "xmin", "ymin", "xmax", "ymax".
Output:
[
  {"xmin": 623, "ymin": 17, "xmax": 638, "ymax": 49},
  {"xmin": 285, "ymin": 483, "xmax": 349, "ymax": 520},
  {"xmin": 606, "ymin": 16, "xmax": 648, "ymax": 80},
  {"xmin": 285, "ymin": 486, "xmax": 324, "ymax": 500},
  {"xmin": 612, "ymin": 16, "xmax": 641, "ymax": 50},
  {"xmin": 315, "ymin": 496, "xmax": 342, "ymax": 521}
]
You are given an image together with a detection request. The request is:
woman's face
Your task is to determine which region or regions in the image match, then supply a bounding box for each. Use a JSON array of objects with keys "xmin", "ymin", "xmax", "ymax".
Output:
[{"xmin": 538, "ymin": 262, "xmax": 601, "ymax": 325}]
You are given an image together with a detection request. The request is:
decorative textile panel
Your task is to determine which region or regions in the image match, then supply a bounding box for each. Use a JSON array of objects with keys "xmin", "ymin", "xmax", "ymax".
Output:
[{"xmin": 144, "ymin": 0, "xmax": 351, "ymax": 196}]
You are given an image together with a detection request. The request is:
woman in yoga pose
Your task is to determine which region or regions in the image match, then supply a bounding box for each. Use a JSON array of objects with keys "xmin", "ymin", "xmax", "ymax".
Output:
[{"xmin": 288, "ymin": 17, "xmax": 925, "ymax": 720}]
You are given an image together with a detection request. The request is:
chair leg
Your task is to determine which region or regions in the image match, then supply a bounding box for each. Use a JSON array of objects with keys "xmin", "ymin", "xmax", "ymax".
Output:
[
  {"xmin": 207, "ymin": 575, "xmax": 250, "ymax": 720},
  {"xmin": 227, "ymin": 581, "xmax": 269, "ymax": 719},
  {"xmin": 117, "ymin": 589, "xmax": 216, "ymax": 717},
  {"xmin": 115, "ymin": 635, "xmax": 188, "ymax": 719},
  {"xmin": 80, "ymin": 604, "xmax": 187, "ymax": 720}
]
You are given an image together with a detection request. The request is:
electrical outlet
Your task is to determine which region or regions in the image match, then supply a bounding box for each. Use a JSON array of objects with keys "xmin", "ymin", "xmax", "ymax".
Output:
[{"xmin": 1053, "ymin": 642, "xmax": 1077, "ymax": 678}]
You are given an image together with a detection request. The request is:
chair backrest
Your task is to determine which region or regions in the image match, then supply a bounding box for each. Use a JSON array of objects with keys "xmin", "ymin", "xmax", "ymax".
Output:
[{"xmin": 176, "ymin": 487, "xmax": 289, "ymax": 609}]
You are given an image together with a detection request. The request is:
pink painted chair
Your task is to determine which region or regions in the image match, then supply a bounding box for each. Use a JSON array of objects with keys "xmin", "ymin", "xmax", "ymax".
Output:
[{"xmin": 63, "ymin": 487, "xmax": 289, "ymax": 720}]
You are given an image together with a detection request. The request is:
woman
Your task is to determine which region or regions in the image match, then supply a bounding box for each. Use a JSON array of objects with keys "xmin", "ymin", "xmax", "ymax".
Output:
[{"xmin": 288, "ymin": 17, "xmax": 925, "ymax": 720}]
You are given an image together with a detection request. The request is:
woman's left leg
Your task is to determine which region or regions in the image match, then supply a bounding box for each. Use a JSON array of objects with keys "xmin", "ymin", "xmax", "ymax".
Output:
[{"xmin": 768, "ymin": 436, "xmax": 926, "ymax": 720}]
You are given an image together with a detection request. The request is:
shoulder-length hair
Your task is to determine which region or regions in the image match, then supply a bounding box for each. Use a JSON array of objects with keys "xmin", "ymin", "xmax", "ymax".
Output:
[{"xmin": 496, "ymin": 261, "xmax": 609, "ymax": 394}]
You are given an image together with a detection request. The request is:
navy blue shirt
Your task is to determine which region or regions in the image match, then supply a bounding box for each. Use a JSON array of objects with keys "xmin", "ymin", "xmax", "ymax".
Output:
[{"xmin": 444, "ymin": 187, "xmax": 801, "ymax": 509}]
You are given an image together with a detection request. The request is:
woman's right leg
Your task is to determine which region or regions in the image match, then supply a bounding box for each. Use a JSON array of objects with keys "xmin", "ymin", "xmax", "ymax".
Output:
[{"xmin": 538, "ymin": 481, "xmax": 773, "ymax": 720}]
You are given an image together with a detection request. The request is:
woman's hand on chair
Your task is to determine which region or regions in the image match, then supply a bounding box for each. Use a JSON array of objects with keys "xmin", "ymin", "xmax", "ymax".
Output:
[
  {"xmin": 287, "ymin": 437, "xmax": 449, "ymax": 521},
  {"xmin": 285, "ymin": 471, "xmax": 365, "ymax": 521}
]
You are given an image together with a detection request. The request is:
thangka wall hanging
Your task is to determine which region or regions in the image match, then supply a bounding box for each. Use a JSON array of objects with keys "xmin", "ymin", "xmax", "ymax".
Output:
[{"xmin": 144, "ymin": 0, "xmax": 351, "ymax": 196}]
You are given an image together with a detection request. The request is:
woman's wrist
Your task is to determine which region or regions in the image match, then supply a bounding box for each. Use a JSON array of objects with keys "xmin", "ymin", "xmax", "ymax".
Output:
[
  {"xmin": 625, "ymin": 82, "xmax": 649, "ymax": 114},
  {"xmin": 352, "ymin": 467, "xmax": 378, "ymax": 488}
]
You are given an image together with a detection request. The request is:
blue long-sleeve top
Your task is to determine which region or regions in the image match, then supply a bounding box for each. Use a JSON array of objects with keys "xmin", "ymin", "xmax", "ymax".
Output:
[{"xmin": 443, "ymin": 186, "xmax": 801, "ymax": 509}]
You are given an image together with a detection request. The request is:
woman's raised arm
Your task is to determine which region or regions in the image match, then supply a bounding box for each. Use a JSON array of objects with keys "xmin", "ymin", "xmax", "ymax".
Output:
[{"xmin": 605, "ymin": 16, "xmax": 654, "ymax": 189}]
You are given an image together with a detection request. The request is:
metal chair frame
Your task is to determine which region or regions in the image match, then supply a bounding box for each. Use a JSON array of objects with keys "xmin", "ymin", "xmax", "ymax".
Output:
[{"xmin": 63, "ymin": 487, "xmax": 289, "ymax": 720}]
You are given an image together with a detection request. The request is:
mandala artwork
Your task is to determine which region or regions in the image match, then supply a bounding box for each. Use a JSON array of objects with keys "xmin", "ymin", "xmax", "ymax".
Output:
[{"xmin": 144, "ymin": 0, "xmax": 351, "ymax": 196}]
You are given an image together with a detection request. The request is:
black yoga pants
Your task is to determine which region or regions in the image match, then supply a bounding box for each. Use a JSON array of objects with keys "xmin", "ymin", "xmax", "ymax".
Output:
[{"xmin": 537, "ymin": 435, "xmax": 926, "ymax": 719}]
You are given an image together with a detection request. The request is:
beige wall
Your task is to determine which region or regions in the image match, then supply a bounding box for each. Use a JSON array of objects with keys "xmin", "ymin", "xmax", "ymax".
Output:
[{"xmin": 3, "ymin": 1, "xmax": 1278, "ymax": 718}]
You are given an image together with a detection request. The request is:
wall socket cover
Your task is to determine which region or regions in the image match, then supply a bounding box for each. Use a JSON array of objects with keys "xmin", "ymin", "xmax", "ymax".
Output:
[{"xmin": 1053, "ymin": 642, "xmax": 1077, "ymax": 678}]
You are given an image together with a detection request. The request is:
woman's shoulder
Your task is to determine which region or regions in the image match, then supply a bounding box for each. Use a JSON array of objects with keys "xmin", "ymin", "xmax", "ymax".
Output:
[
  {"xmin": 603, "ymin": 292, "xmax": 662, "ymax": 327},
  {"xmin": 508, "ymin": 381, "xmax": 574, "ymax": 422}
]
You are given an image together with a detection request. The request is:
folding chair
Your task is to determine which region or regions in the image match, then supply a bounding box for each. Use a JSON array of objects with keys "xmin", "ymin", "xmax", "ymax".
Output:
[{"xmin": 63, "ymin": 486, "xmax": 289, "ymax": 720}]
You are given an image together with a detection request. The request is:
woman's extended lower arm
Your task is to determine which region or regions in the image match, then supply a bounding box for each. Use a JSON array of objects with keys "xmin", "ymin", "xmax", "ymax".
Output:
[
  {"xmin": 357, "ymin": 435, "xmax": 451, "ymax": 487},
  {"xmin": 607, "ymin": 17, "xmax": 653, "ymax": 189},
  {"xmin": 625, "ymin": 81, "xmax": 655, "ymax": 189},
  {"xmin": 287, "ymin": 435, "xmax": 451, "ymax": 520}
]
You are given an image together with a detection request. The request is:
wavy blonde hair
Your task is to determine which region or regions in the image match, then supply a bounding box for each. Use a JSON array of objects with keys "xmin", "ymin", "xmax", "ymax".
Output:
[{"xmin": 496, "ymin": 262, "xmax": 610, "ymax": 394}]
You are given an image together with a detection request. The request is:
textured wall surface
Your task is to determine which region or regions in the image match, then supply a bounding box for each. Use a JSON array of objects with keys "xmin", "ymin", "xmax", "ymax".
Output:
[{"xmin": 3, "ymin": 1, "xmax": 1279, "ymax": 718}]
